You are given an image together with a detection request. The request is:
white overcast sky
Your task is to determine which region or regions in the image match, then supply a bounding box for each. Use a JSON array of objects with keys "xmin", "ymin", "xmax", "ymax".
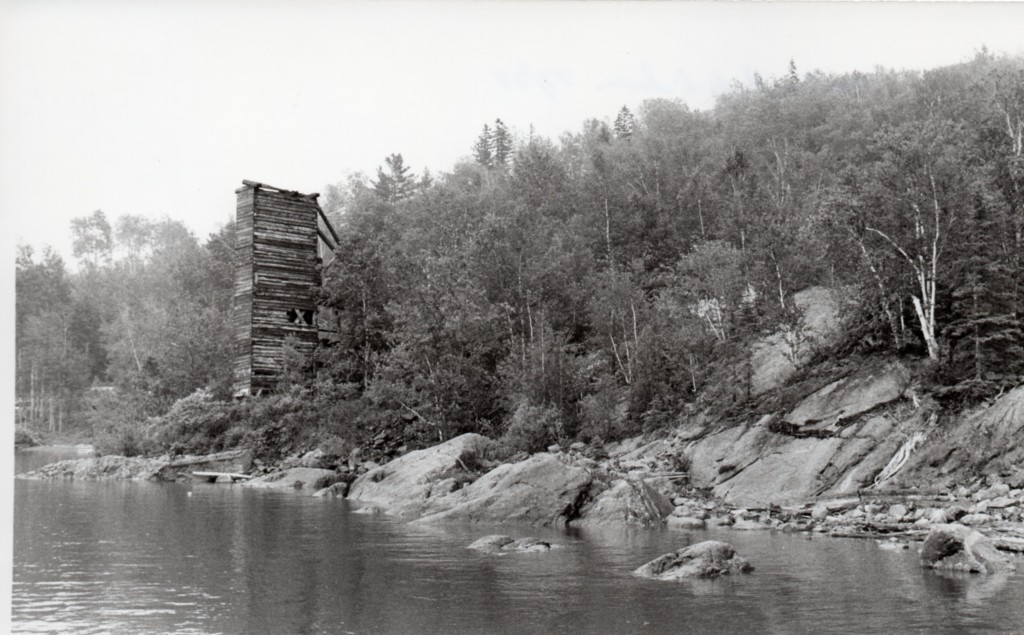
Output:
[{"xmin": 3, "ymin": 1, "xmax": 1024, "ymax": 264}]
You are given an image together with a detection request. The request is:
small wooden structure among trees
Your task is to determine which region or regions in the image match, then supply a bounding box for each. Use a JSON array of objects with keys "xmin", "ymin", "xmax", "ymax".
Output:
[{"xmin": 232, "ymin": 180, "xmax": 338, "ymax": 397}]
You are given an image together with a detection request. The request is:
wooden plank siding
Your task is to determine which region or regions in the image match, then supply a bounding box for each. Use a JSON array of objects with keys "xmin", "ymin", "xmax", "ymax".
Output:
[{"xmin": 232, "ymin": 182, "xmax": 323, "ymax": 397}]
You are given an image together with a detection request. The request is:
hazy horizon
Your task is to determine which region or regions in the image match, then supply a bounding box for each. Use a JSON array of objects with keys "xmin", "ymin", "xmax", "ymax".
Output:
[{"xmin": 4, "ymin": 1, "xmax": 1024, "ymax": 265}]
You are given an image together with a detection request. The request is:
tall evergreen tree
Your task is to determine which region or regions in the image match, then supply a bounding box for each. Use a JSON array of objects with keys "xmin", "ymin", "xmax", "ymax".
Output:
[
  {"xmin": 473, "ymin": 125, "xmax": 493, "ymax": 168},
  {"xmin": 613, "ymin": 106, "xmax": 636, "ymax": 139},
  {"xmin": 940, "ymin": 202, "xmax": 1024, "ymax": 402},
  {"xmin": 373, "ymin": 153, "xmax": 416, "ymax": 202},
  {"xmin": 493, "ymin": 118, "xmax": 513, "ymax": 167}
]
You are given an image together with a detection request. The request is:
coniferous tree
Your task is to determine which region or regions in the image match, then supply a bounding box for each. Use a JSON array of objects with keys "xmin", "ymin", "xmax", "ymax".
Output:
[
  {"xmin": 493, "ymin": 118, "xmax": 513, "ymax": 167},
  {"xmin": 613, "ymin": 106, "xmax": 636, "ymax": 139},
  {"xmin": 472, "ymin": 125, "xmax": 493, "ymax": 168},
  {"xmin": 940, "ymin": 202, "xmax": 1024, "ymax": 402},
  {"xmin": 373, "ymin": 153, "xmax": 416, "ymax": 202}
]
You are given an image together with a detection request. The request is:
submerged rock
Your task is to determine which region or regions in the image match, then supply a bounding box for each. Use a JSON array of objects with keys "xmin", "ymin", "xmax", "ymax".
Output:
[
  {"xmin": 634, "ymin": 540, "xmax": 754, "ymax": 580},
  {"xmin": 468, "ymin": 535, "xmax": 555, "ymax": 553},
  {"xmin": 920, "ymin": 524, "xmax": 1014, "ymax": 574}
]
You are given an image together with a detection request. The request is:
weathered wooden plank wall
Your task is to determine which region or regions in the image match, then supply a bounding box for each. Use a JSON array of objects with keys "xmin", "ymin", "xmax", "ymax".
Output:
[{"xmin": 232, "ymin": 182, "xmax": 322, "ymax": 397}]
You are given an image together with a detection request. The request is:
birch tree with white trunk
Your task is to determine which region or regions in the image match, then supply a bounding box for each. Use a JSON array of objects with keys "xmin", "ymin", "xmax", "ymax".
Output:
[{"xmin": 860, "ymin": 119, "xmax": 976, "ymax": 361}]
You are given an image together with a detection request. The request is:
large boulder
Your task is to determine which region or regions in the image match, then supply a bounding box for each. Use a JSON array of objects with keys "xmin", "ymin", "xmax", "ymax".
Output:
[
  {"xmin": 574, "ymin": 478, "xmax": 673, "ymax": 528},
  {"xmin": 347, "ymin": 433, "xmax": 496, "ymax": 516},
  {"xmin": 634, "ymin": 540, "xmax": 754, "ymax": 580},
  {"xmin": 920, "ymin": 524, "xmax": 1014, "ymax": 574},
  {"xmin": 243, "ymin": 467, "xmax": 340, "ymax": 491},
  {"xmin": 415, "ymin": 453, "xmax": 595, "ymax": 527}
]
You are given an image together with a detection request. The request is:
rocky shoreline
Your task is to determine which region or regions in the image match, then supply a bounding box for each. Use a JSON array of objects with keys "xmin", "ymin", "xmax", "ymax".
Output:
[
  {"xmin": 19, "ymin": 432, "xmax": 1024, "ymax": 560},
  {"xmin": 17, "ymin": 356, "xmax": 1024, "ymax": 559}
]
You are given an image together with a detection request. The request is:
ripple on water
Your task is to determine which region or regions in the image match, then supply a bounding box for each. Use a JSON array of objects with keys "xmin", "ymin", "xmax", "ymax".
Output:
[{"xmin": 13, "ymin": 470, "xmax": 1024, "ymax": 635}]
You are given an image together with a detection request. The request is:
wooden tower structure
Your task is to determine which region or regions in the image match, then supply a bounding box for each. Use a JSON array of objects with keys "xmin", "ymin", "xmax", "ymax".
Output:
[{"xmin": 232, "ymin": 180, "xmax": 339, "ymax": 397}]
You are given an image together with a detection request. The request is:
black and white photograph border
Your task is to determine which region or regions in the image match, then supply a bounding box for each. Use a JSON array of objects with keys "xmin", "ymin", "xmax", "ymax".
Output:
[{"xmin": 4, "ymin": 2, "xmax": 1024, "ymax": 634}]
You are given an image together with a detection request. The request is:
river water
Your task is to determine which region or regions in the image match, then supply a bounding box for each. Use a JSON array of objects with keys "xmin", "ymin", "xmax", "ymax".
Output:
[{"xmin": 13, "ymin": 447, "xmax": 1024, "ymax": 634}]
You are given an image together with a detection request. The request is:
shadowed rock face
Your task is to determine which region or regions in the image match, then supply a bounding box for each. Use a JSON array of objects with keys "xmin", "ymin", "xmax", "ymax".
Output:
[
  {"xmin": 575, "ymin": 479, "xmax": 674, "ymax": 528},
  {"xmin": 920, "ymin": 524, "xmax": 1014, "ymax": 574},
  {"xmin": 634, "ymin": 540, "xmax": 754, "ymax": 580}
]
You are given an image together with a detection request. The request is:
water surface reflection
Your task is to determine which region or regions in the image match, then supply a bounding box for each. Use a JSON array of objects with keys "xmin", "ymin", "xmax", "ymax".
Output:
[{"xmin": 14, "ymin": 449, "xmax": 1024, "ymax": 634}]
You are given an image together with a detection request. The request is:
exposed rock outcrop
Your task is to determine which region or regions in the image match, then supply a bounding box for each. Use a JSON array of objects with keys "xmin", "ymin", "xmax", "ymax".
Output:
[
  {"xmin": 414, "ymin": 453, "xmax": 596, "ymax": 526},
  {"xmin": 680, "ymin": 363, "xmax": 915, "ymax": 508},
  {"xmin": 347, "ymin": 433, "xmax": 496, "ymax": 517},
  {"xmin": 920, "ymin": 524, "xmax": 1014, "ymax": 574},
  {"xmin": 18, "ymin": 455, "xmax": 169, "ymax": 481},
  {"xmin": 634, "ymin": 540, "xmax": 754, "ymax": 580},
  {"xmin": 903, "ymin": 385, "xmax": 1024, "ymax": 487},
  {"xmin": 750, "ymin": 286, "xmax": 846, "ymax": 395},
  {"xmin": 349, "ymin": 434, "xmax": 674, "ymax": 527},
  {"xmin": 18, "ymin": 448, "xmax": 254, "ymax": 482},
  {"xmin": 784, "ymin": 362, "xmax": 909, "ymax": 434}
]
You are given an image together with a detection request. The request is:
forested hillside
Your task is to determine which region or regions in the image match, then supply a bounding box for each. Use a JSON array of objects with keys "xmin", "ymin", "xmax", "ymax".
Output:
[{"xmin": 15, "ymin": 52, "xmax": 1024, "ymax": 458}]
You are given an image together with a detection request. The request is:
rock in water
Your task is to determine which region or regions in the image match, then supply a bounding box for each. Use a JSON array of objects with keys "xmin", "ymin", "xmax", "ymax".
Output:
[
  {"xmin": 242, "ymin": 467, "xmax": 339, "ymax": 491},
  {"xmin": 574, "ymin": 479, "xmax": 673, "ymax": 528},
  {"xmin": 468, "ymin": 535, "xmax": 554, "ymax": 553},
  {"xmin": 920, "ymin": 524, "xmax": 1014, "ymax": 574},
  {"xmin": 348, "ymin": 433, "xmax": 496, "ymax": 517},
  {"xmin": 633, "ymin": 540, "xmax": 754, "ymax": 580},
  {"xmin": 414, "ymin": 453, "xmax": 594, "ymax": 527}
]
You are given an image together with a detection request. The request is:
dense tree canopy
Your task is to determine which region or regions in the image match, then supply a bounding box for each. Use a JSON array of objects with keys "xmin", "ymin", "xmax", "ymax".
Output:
[{"xmin": 16, "ymin": 52, "xmax": 1024, "ymax": 452}]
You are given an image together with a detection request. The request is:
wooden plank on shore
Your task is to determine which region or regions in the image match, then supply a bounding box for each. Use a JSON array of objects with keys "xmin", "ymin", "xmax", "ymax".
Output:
[{"xmin": 193, "ymin": 471, "xmax": 252, "ymax": 480}]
